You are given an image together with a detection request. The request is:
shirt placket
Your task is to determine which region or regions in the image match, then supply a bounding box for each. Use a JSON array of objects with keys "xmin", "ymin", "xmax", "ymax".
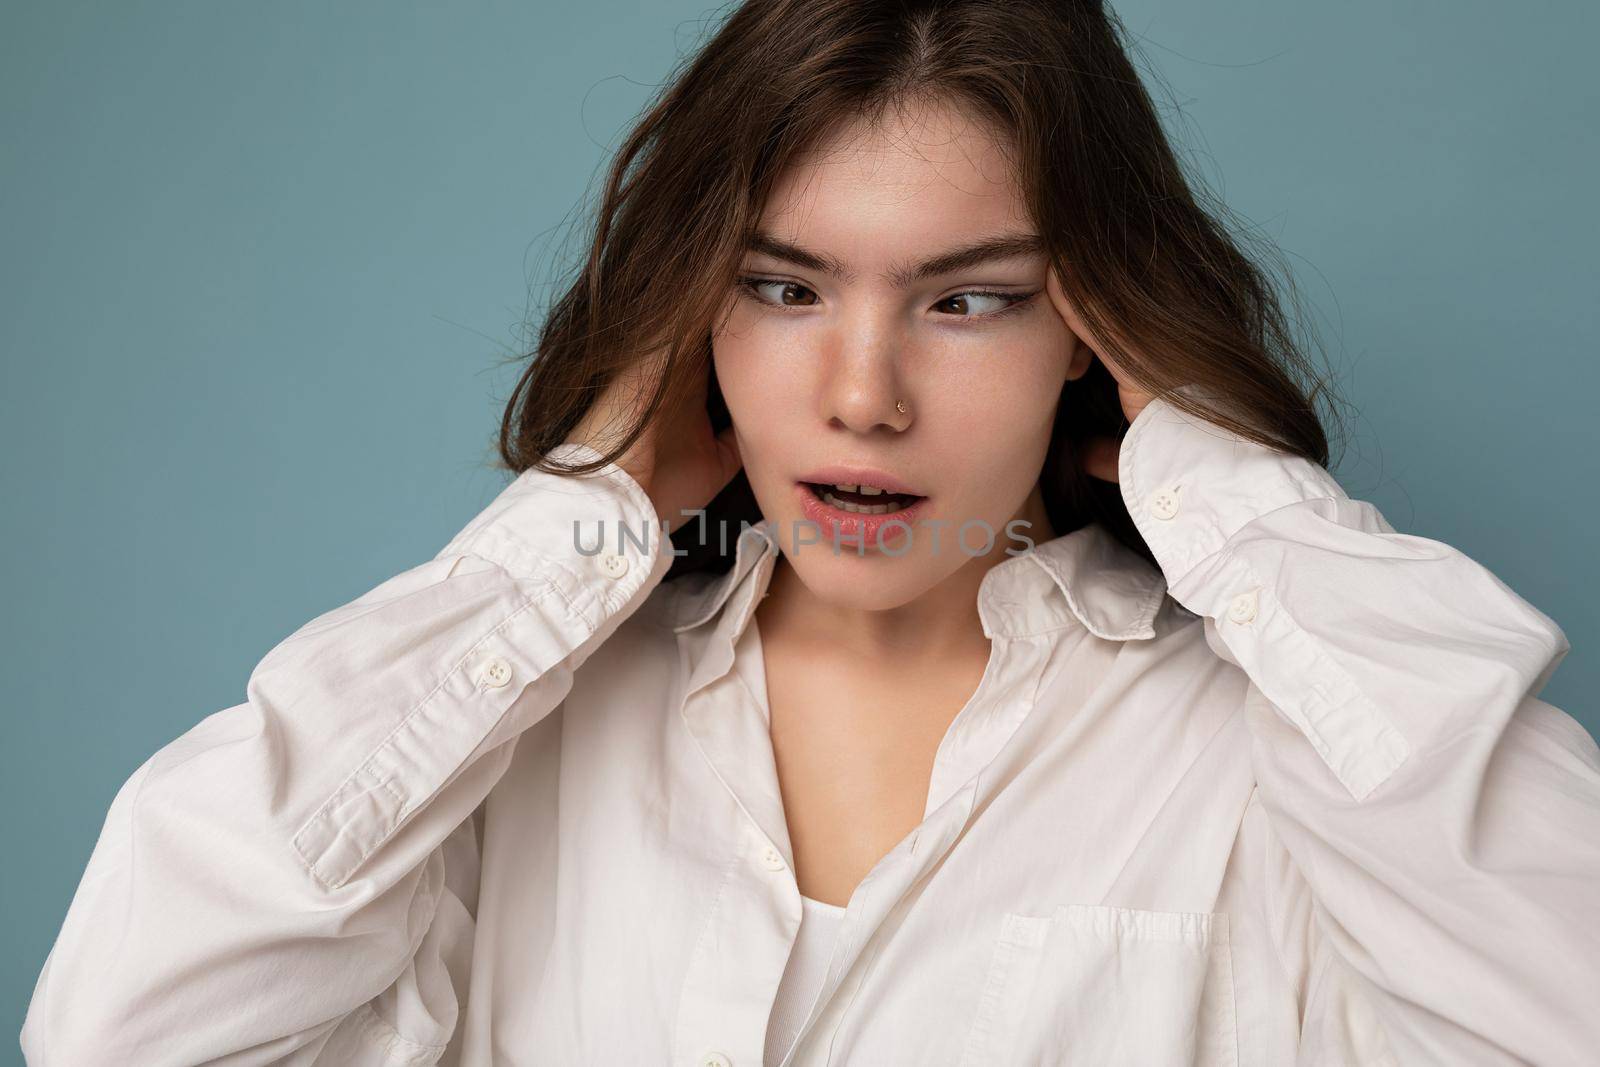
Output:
[
  {"xmin": 670, "ymin": 540, "xmax": 801, "ymax": 1067},
  {"xmin": 780, "ymin": 634, "xmax": 1053, "ymax": 1065},
  {"xmin": 670, "ymin": 554, "xmax": 1063, "ymax": 1066}
]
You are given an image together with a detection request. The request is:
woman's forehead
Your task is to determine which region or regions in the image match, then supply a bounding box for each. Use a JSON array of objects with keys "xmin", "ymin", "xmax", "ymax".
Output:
[
  {"xmin": 780, "ymin": 100, "xmax": 1017, "ymax": 194},
  {"xmin": 758, "ymin": 100, "xmax": 1025, "ymax": 243}
]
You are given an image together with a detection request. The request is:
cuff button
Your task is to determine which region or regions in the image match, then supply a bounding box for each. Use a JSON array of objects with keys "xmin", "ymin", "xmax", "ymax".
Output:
[
  {"xmin": 478, "ymin": 656, "xmax": 514, "ymax": 688},
  {"xmin": 1227, "ymin": 589, "xmax": 1259, "ymax": 625},
  {"xmin": 1149, "ymin": 485, "xmax": 1181, "ymax": 520},
  {"xmin": 600, "ymin": 552, "xmax": 630, "ymax": 578}
]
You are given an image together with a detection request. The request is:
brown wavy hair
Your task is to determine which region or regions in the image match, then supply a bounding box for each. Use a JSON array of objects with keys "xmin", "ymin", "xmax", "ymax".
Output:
[{"xmin": 493, "ymin": 0, "xmax": 1347, "ymax": 579}]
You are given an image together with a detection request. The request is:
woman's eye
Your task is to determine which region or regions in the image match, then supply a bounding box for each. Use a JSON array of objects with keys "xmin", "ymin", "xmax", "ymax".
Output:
[
  {"xmin": 933, "ymin": 291, "xmax": 1032, "ymax": 317},
  {"xmin": 738, "ymin": 277, "xmax": 819, "ymax": 307}
]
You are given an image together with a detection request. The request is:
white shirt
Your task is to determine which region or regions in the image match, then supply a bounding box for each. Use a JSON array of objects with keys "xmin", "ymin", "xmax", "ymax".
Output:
[
  {"xmin": 732, "ymin": 609, "xmax": 852, "ymax": 1067},
  {"xmin": 21, "ymin": 394, "xmax": 1600, "ymax": 1066}
]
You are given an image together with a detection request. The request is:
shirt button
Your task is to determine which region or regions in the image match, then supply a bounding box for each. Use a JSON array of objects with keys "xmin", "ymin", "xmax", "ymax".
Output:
[
  {"xmin": 1227, "ymin": 589, "xmax": 1258, "ymax": 625},
  {"xmin": 478, "ymin": 656, "xmax": 513, "ymax": 688},
  {"xmin": 600, "ymin": 552, "xmax": 630, "ymax": 578},
  {"xmin": 698, "ymin": 1053, "xmax": 733, "ymax": 1067},
  {"xmin": 1148, "ymin": 484, "xmax": 1181, "ymax": 520},
  {"xmin": 760, "ymin": 845, "xmax": 786, "ymax": 871}
]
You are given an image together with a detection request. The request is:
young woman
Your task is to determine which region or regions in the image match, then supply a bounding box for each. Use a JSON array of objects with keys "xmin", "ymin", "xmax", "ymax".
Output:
[{"xmin": 23, "ymin": 2, "xmax": 1600, "ymax": 1065}]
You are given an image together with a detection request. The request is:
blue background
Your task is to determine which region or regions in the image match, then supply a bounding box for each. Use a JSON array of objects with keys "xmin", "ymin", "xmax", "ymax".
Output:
[{"xmin": 4, "ymin": 0, "xmax": 1595, "ymax": 1049}]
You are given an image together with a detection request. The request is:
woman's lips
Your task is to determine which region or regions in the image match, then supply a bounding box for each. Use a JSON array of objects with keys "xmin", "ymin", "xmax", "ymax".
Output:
[{"xmin": 793, "ymin": 481, "xmax": 931, "ymax": 551}]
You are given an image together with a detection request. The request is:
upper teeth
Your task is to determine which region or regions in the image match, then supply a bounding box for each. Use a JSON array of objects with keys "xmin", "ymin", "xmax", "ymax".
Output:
[
  {"xmin": 820, "ymin": 490, "xmax": 903, "ymax": 514},
  {"xmin": 833, "ymin": 483, "xmax": 883, "ymax": 495}
]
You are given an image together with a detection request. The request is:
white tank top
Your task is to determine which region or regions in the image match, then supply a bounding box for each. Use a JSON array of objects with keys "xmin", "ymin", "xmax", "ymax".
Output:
[{"xmin": 763, "ymin": 893, "xmax": 848, "ymax": 1066}]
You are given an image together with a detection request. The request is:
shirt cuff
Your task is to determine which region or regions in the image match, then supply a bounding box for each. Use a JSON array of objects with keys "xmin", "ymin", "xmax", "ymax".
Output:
[
  {"xmin": 1117, "ymin": 387, "xmax": 1349, "ymax": 591},
  {"xmin": 433, "ymin": 441, "xmax": 673, "ymax": 632}
]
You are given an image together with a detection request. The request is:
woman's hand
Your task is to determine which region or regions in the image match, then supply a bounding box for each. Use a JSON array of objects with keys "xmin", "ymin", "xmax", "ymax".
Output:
[
  {"xmin": 1046, "ymin": 268, "xmax": 1154, "ymax": 484},
  {"xmin": 565, "ymin": 345, "xmax": 743, "ymax": 536}
]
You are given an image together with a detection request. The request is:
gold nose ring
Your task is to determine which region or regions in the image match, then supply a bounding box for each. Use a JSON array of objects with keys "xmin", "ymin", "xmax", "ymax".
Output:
[{"xmin": 895, "ymin": 399, "xmax": 908, "ymax": 414}]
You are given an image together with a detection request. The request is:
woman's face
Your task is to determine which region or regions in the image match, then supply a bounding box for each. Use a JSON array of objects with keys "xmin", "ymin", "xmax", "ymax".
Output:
[{"xmin": 712, "ymin": 96, "xmax": 1092, "ymax": 611}]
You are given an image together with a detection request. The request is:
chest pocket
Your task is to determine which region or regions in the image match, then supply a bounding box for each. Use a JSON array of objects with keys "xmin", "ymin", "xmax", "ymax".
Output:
[{"xmin": 957, "ymin": 903, "xmax": 1239, "ymax": 1066}]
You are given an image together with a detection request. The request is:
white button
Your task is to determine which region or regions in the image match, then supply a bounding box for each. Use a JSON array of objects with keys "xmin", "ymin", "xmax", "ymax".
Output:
[
  {"xmin": 698, "ymin": 1054, "xmax": 733, "ymax": 1067},
  {"xmin": 1149, "ymin": 484, "xmax": 1181, "ymax": 520},
  {"xmin": 1227, "ymin": 588, "xmax": 1258, "ymax": 625},
  {"xmin": 478, "ymin": 656, "xmax": 513, "ymax": 688},
  {"xmin": 600, "ymin": 552, "xmax": 629, "ymax": 578},
  {"xmin": 760, "ymin": 845, "xmax": 786, "ymax": 871}
]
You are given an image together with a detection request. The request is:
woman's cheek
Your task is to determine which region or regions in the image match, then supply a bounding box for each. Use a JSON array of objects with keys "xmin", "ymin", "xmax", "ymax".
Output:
[
  {"xmin": 947, "ymin": 340, "xmax": 1066, "ymax": 424},
  {"xmin": 713, "ymin": 340, "xmax": 808, "ymax": 434}
]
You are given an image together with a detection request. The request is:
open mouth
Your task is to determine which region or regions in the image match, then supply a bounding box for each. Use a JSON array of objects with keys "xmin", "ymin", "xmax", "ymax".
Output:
[{"xmin": 801, "ymin": 481, "xmax": 926, "ymax": 515}]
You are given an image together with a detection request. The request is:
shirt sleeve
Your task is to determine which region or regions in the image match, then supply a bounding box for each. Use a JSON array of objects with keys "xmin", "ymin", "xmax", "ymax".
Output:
[
  {"xmin": 1118, "ymin": 391, "xmax": 1600, "ymax": 1066},
  {"xmin": 20, "ymin": 443, "xmax": 675, "ymax": 1066}
]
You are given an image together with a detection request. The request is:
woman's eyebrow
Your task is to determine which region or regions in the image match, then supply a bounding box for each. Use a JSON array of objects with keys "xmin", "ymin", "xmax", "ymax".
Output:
[{"xmin": 744, "ymin": 231, "xmax": 1046, "ymax": 288}]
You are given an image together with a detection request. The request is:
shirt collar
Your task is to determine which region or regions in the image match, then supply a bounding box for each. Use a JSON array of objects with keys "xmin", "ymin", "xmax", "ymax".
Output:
[{"xmin": 667, "ymin": 516, "xmax": 1167, "ymax": 646}]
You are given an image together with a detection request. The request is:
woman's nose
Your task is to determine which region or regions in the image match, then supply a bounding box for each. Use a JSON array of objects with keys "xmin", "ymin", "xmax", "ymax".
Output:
[{"xmin": 818, "ymin": 328, "xmax": 912, "ymax": 434}]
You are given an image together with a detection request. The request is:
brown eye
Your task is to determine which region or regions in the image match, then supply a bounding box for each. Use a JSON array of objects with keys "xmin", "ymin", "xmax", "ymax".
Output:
[
  {"xmin": 735, "ymin": 276, "xmax": 819, "ymax": 309},
  {"xmin": 935, "ymin": 290, "xmax": 1032, "ymax": 317}
]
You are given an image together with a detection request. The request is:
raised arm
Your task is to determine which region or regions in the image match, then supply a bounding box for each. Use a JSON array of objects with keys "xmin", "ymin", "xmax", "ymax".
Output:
[
  {"xmin": 1118, "ymin": 395, "xmax": 1600, "ymax": 1065},
  {"xmin": 21, "ymin": 443, "xmax": 673, "ymax": 1065}
]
